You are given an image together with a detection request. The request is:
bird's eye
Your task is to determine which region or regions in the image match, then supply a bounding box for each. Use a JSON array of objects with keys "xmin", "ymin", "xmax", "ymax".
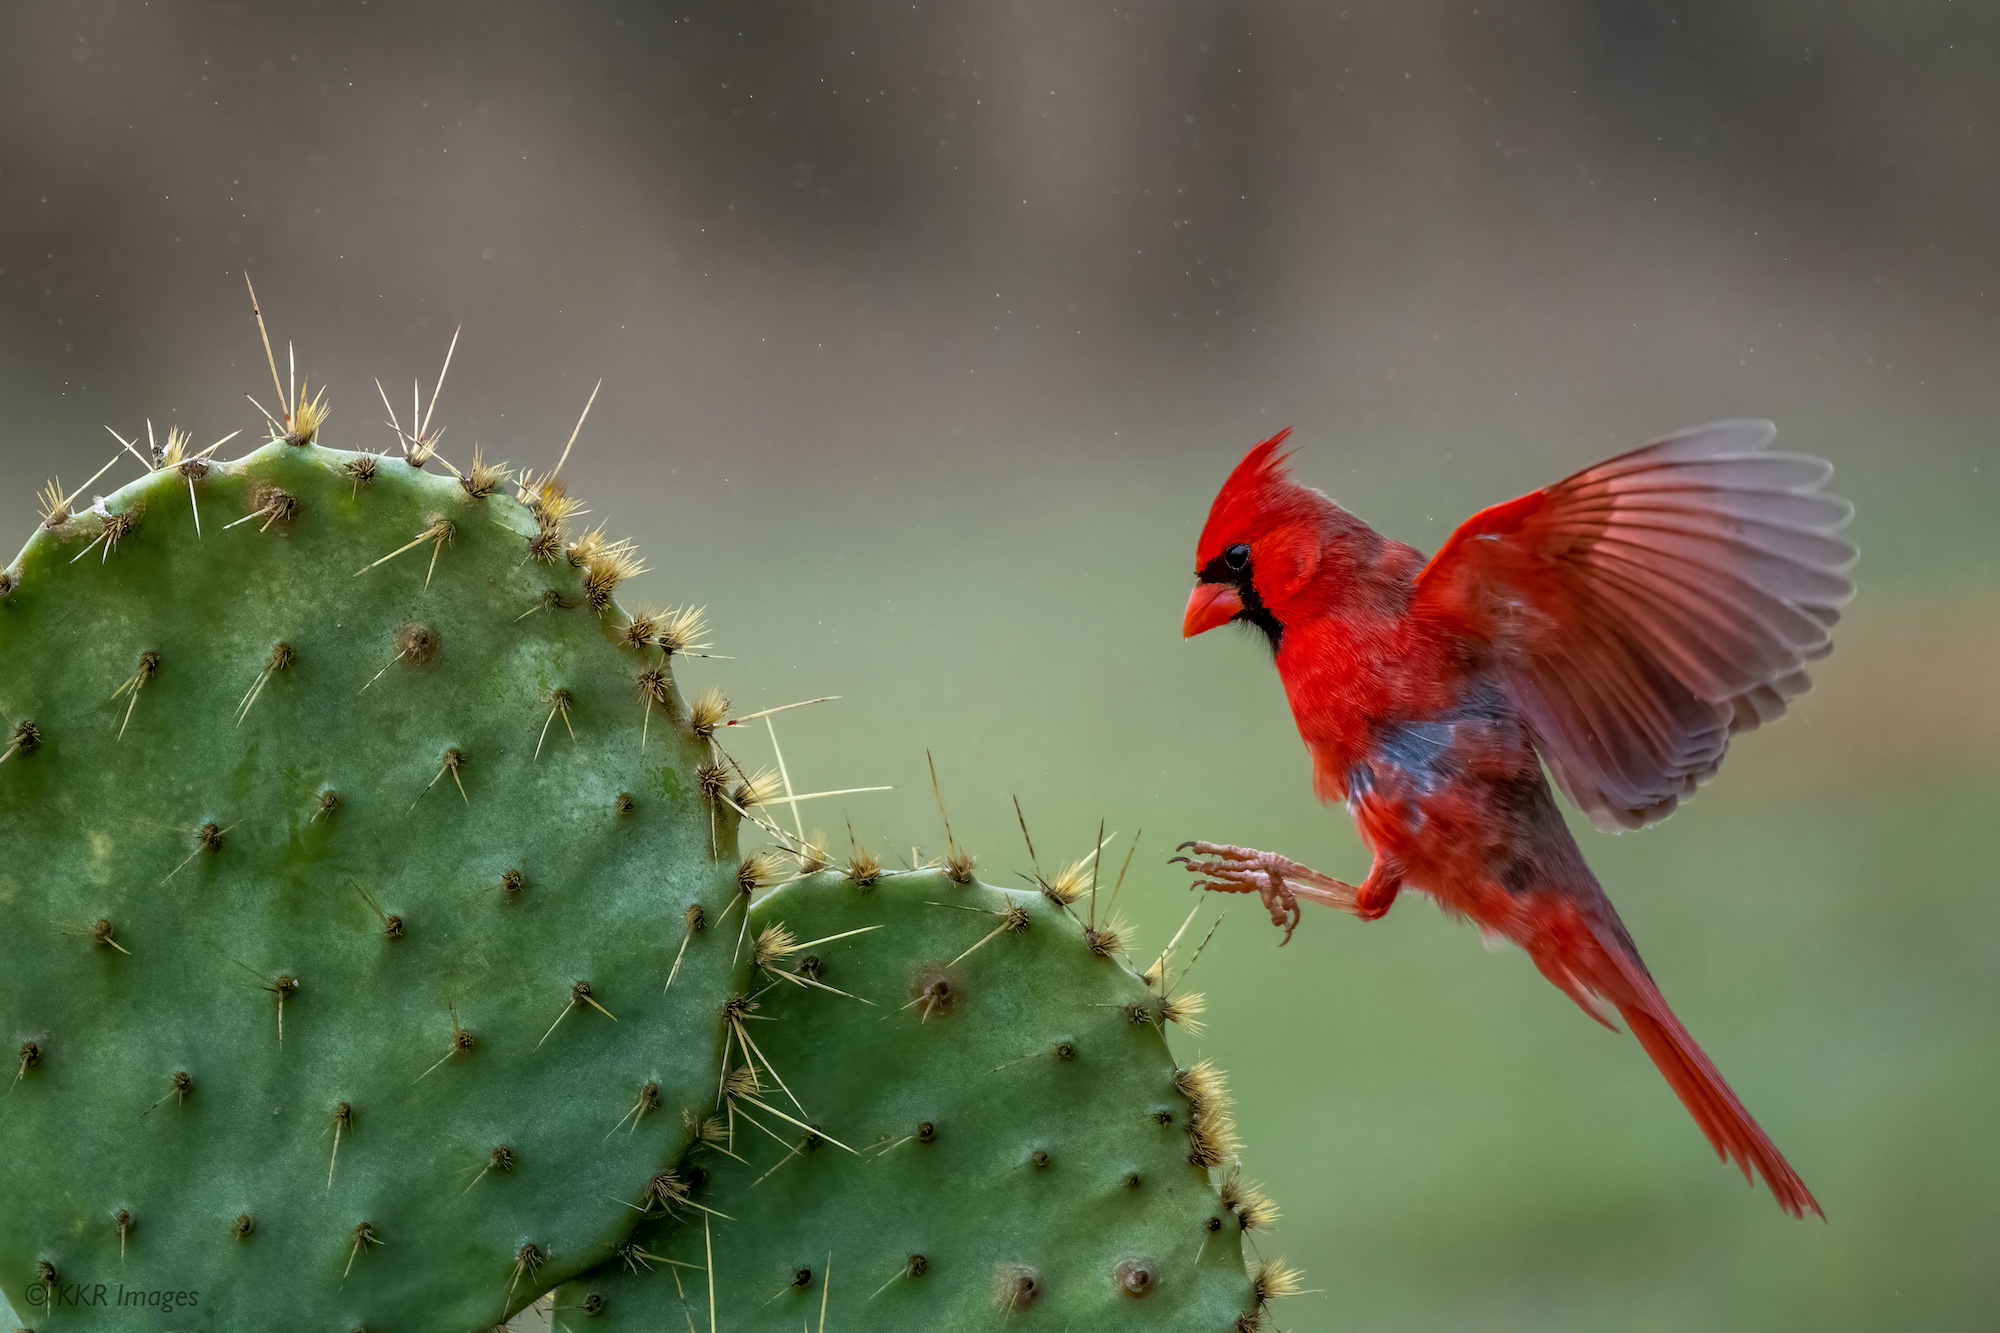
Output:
[{"xmin": 1224, "ymin": 544, "xmax": 1250, "ymax": 571}]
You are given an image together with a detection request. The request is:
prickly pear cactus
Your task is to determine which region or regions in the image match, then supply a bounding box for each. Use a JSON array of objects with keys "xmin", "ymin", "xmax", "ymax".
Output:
[
  {"xmin": 554, "ymin": 865, "xmax": 1295, "ymax": 1332},
  {"xmin": 0, "ymin": 429, "xmax": 748, "ymax": 1329}
]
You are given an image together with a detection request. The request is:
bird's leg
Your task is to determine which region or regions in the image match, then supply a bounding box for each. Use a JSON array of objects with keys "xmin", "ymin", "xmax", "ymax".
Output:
[
  {"xmin": 1350, "ymin": 857, "xmax": 1405, "ymax": 922},
  {"xmin": 1170, "ymin": 841, "xmax": 1362, "ymax": 945}
]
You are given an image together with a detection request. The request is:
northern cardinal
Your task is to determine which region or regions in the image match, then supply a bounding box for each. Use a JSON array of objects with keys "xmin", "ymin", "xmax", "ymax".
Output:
[{"xmin": 1176, "ymin": 420, "xmax": 1852, "ymax": 1218}]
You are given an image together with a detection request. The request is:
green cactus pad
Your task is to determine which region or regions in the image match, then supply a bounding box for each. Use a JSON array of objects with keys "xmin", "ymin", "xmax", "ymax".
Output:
[
  {"xmin": 0, "ymin": 437, "xmax": 746, "ymax": 1330},
  {"xmin": 554, "ymin": 867, "xmax": 1286, "ymax": 1332}
]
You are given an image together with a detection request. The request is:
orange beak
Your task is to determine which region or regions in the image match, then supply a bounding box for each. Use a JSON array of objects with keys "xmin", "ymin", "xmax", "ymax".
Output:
[{"xmin": 1182, "ymin": 583, "xmax": 1243, "ymax": 638}]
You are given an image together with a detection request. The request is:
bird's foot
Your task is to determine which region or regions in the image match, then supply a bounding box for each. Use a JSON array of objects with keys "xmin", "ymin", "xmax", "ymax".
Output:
[{"xmin": 1169, "ymin": 841, "xmax": 1361, "ymax": 945}]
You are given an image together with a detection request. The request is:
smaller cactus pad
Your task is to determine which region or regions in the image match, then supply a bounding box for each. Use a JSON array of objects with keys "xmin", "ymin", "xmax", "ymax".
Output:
[{"xmin": 555, "ymin": 866, "xmax": 1290, "ymax": 1332}]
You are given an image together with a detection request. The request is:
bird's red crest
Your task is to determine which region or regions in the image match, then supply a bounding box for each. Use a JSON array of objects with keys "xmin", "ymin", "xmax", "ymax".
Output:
[{"xmin": 1195, "ymin": 429, "xmax": 1296, "ymax": 570}]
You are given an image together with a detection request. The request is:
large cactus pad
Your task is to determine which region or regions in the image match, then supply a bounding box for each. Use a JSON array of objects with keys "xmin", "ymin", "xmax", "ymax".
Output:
[
  {"xmin": 0, "ymin": 437, "xmax": 743, "ymax": 1330},
  {"xmin": 556, "ymin": 866, "xmax": 1288, "ymax": 1331}
]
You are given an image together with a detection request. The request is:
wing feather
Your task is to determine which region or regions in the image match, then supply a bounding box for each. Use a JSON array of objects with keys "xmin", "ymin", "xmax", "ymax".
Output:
[{"xmin": 1413, "ymin": 420, "xmax": 1855, "ymax": 830}]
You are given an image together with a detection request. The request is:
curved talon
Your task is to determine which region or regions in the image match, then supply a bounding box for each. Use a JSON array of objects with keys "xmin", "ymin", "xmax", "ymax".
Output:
[{"xmin": 1254, "ymin": 867, "xmax": 1301, "ymax": 945}]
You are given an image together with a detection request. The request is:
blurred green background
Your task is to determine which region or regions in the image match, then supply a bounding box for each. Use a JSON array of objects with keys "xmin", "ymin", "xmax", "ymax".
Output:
[{"xmin": 2, "ymin": 4, "xmax": 1995, "ymax": 1328}]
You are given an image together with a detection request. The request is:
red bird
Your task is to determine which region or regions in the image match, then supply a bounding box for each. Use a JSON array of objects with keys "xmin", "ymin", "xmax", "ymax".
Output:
[{"xmin": 1176, "ymin": 420, "xmax": 1852, "ymax": 1218}]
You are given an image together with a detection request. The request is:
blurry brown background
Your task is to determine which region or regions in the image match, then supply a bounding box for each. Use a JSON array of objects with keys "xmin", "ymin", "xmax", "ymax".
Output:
[{"xmin": 3, "ymin": 4, "xmax": 1996, "ymax": 1329}]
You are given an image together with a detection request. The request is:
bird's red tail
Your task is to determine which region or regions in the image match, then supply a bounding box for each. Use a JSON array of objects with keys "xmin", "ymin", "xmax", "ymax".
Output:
[{"xmin": 1586, "ymin": 935, "xmax": 1822, "ymax": 1219}]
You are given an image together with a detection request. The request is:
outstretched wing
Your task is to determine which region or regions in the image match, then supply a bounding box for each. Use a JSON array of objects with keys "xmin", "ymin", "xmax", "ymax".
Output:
[{"xmin": 1411, "ymin": 420, "xmax": 1855, "ymax": 830}]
